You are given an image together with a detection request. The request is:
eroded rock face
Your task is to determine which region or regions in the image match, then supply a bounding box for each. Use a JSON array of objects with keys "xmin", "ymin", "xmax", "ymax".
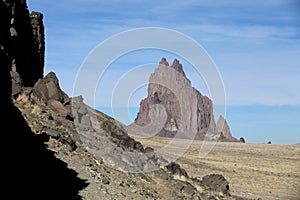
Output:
[{"xmin": 133, "ymin": 58, "xmax": 239, "ymax": 141}]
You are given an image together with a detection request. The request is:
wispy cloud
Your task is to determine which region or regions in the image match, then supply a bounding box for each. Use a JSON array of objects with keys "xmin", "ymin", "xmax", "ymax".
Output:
[
  {"xmin": 178, "ymin": 24, "xmax": 299, "ymax": 39},
  {"xmin": 28, "ymin": 0, "xmax": 300, "ymax": 106}
]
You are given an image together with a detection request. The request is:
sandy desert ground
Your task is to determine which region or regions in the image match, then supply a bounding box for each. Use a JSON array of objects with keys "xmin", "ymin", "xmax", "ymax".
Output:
[{"xmin": 133, "ymin": 136, "xmax": 300, "ymax": 200}]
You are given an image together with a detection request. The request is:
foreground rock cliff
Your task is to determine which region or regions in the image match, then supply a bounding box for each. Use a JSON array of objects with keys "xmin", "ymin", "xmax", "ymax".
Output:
[
  {"xmin": 133, "ymin": 58, "xmax": 240, "ymax": 142},
  {"xmin": 1, "ymin": 0, "xmax": 247, "ymax": 199},
  {"xmin": 1, "ymin": 1, "xmax": 85, "ymax": 199}
]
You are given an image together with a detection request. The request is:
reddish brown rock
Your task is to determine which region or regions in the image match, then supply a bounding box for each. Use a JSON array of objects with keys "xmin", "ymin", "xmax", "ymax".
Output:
[
  {"xmin": 159, "ymin": 57, "xmax": 169, "ymax": 66},
  {"xmin": 33, "ymin": 72, "xmax": 70, "ymax": 105},
  {"xmin": 47, "ymin": 99, "xmax": 70, "ymax": 116},
  {"xmin": 133, "ymin": 58, "xmax": 215, "ymax": 140},
  {"xmin": 132, "ymin": 58, "xmax": 239, "ymax": 142}
]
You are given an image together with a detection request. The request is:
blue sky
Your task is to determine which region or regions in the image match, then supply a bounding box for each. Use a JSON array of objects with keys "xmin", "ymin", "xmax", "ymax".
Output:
[{"xmin": 27, "ymin": 0, "xmax": 300, "ymax": 144}]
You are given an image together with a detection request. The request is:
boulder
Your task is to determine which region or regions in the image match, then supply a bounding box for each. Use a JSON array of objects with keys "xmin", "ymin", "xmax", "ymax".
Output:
[
  {"xmin": 201, "ymin": 174, "xmax": 230, "ymax": 195},
  {"xmin": 33, "ymin": 72, "xmax": 70, "ymax": 105}
]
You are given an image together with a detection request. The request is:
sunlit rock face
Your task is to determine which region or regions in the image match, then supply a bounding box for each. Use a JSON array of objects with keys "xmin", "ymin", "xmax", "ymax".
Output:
[{"xmin": 133, "ymin": 58, "xmax": 239, "ymax": 142}]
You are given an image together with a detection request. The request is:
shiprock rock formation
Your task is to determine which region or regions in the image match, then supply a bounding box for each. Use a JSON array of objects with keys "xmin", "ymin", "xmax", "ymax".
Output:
[{"xmin": 133, "ymin": 57, "xmax": 240, "ymax": 142}]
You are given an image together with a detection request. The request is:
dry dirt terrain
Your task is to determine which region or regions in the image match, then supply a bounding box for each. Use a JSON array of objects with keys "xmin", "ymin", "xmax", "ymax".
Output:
[{"xmin": 133, "ymin": 136, "xmax": 300, "ymax": 200}]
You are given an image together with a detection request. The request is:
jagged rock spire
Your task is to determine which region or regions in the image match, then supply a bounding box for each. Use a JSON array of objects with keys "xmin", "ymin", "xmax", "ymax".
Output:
[
  {"xmin": 134, "ymin": 58, "xmax": 216, "ymax": 139},
  {"xmin": 171, "ymin": 58, "xmax": 183, "ymax": 72},
  {"xmin": 133, "ymin": 58, "xmax": 240, "ymax": 142},
  {"xmin": 159, "ymin": 57, "xmax": 169, "ymax": 66},
  {"xmin": 217, "ymin": 115, "xmax": 231, "ymax": 138}
]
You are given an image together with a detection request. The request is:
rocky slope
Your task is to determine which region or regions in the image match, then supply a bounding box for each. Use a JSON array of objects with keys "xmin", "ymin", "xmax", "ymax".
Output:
[
  {"xmin": 12, "ymin": 71, "xmax": 244, "ymax": 200},
  {"xmin": 133, "ymin": 58, "xmax": 239, "ymax": 142},
  {"xmin": 1, "ymin": 0, "xmax": 248, "ymax": 199}
]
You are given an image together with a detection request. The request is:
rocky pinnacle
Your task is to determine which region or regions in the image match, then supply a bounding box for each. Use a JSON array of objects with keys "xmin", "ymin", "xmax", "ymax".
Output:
[{"xmin": 132, "ymin": 58, "xmax": 239, "ymax": 142}]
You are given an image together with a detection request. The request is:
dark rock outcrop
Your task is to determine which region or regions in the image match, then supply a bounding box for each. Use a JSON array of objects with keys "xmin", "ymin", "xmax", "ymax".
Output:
[
  {"xmin": 1, "ymin": 0, "xmax": 44, "ymax": 91},
  {"xmin": 33, "ymin": 72, "xmax": 69, "ymax": 103},
  {"xmin": 1, "ymin": 1, "xmax": 87, "ymax": 199},
  {"xmin": 133, "ymin": 58, "xmax": 239, "ymax": 142},
  {"xmin": 166, "ymin": 162, "xmax": 188, "ymax": 178},
  {"xmin": 30, "ymin": 11, "xmax": 45, "ymax": 72},
  {"xmin": 201, "ymin": 174, "xmax": 230, "ymax": 195},
  {"xmin": 240, "ymin": 137, "xmax": 246, "ymax": 143},
  {"xmin": 32, "ymin": 72, "xmax": 71, "ymax": 117}
]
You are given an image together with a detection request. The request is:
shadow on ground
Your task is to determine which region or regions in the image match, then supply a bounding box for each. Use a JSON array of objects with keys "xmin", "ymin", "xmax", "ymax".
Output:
[
  {"xmin": 3, "ymin": 103, "xmax": 89, "ymax": 199},
  {"xmin": 1, "ymin": 49, "xmax": 88, "ymax": 199}
]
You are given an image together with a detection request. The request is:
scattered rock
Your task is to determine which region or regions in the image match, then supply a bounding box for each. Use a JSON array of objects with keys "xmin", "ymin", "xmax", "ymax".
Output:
[
  {"xmin": 166, "ymin": 162, "xmax": 188, "ymax": 178},
  {"xmin": 101, "ymin": 176, "xmax": 110, "ymax": 184},
  {"xmin": 201, "ymin": 174, "xmax": 230, "ymax": 195}
]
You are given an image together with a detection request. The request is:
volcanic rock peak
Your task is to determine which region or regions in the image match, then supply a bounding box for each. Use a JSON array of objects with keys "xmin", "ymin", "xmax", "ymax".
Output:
[
  {"xmin": 171, "ymin": 58, "xmax": 185, "ymax": 75},
  {"xmin": 159, "ymin": 57, "xmax": 169, "ymax": 66},
  {"xmin": 159, "ymin": 57, "xmax": 187, "ymax": 78},
  {"xmin": 134, "ymin": 57, "xmax": 239, "ymax": 142}
]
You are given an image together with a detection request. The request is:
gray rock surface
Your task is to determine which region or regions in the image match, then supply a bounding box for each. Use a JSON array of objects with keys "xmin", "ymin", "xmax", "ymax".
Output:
[{"xmin": 201, "ymin": 174, "xmax": 230, "ymax": 195}]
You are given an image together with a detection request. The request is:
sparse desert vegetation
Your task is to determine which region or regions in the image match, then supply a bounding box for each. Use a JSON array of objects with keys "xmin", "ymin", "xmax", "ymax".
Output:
[{"xmin": 133, "ymin": 136, "xmax": 300, "ymax": 200}]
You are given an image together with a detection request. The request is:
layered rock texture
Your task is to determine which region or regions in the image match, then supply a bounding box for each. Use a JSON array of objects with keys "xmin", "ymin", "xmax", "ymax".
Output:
[{"xmin": 134, "ymin": 58, "xmax": 239, "ymax": 142}]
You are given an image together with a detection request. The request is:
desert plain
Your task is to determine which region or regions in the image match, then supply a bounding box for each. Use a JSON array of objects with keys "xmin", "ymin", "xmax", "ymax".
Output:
[{"xmin": 133, "ymin": 136, "xmax": 300, "ymax": 200}]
